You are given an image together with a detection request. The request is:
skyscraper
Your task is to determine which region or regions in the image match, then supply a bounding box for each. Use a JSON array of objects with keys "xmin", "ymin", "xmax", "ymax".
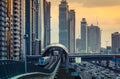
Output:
[
  {"xmin": 6, "ymin": 0, "xmax": 25, "ymax": 60},
  {"xmin": 76, "ymin": 38, "xmax": 81, "ymax": 53},
  {"xmin": 25, "ymin": 0, "xmax": 37, "ymax": 55},
  {"xmin": 112, "ymin": 32, "xmax": 120, "ymax": 54},
  {"xmin": 44, "ymin": 0, "xmax": 51, "ymax": 48},
  {"xmin": 12, "ymin": 0, "xmax": 21, "ymax": 60},
  {"xmin": 59, "ymin": 0, "xmax": 69, "ymax": 49},
  {"xmin": 81, "ymin": 18, "xmax": 87, "ymax": 53},
  {"xmin": 39, "ymin": 0, "xmax": 44, "ymax": 49},
  {"xmin": 6, "ymin": 0, "xmax": 13, "ymax": 59},
  {"xmin": 25, "ymin": 0, "xmax": 44, "ymax": 55},
  {"xmin": 87, "ymin": 24, "xmax": 101, "ymax": 53},
  {"xmin": 0, "ymin": 0, "xmax": 7, "ymax": 59},
  {"xmin": 20, "ymin": 0, "xmax": 25, "ymax": 60},
  {"xmin": 69, "ymin": 10, "xmax": 75, "ymax": 53}
]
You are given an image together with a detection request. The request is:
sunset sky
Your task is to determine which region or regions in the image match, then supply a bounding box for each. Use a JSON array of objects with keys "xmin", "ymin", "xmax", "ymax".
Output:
[{"xmin": 50, "ymin": 0, "xmax": 120, "ymax": 47}]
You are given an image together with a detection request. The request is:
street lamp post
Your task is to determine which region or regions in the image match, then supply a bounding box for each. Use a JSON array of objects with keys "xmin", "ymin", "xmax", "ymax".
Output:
[{"xmin": 24, "ymin": 34, "xmax": 28, "ymax": 73}]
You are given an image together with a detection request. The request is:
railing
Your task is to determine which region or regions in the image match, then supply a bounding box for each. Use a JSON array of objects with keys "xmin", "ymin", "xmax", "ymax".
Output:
[
  {"xmin": 0, "ymin": 56, "xmax": 61, "ymax": 79},
  {"xmin": 11, "ymin": 57, "xmax": 61, "ymax": 79},
  {"xmin": 27, "ymin": 56, "xmax": 60, "ymax": 73},
  {"xmin": 0, "ymin": 60, "xmax": 25, "ymax": 79}
]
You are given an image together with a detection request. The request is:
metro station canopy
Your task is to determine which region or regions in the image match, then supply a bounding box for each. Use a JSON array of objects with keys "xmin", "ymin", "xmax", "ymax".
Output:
[{"xmin": 42, "ymin": 43, "xmax": 68, "ymax": 57}]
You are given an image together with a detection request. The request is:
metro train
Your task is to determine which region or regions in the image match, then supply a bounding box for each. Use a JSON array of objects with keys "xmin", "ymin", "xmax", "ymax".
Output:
[
  {"xmin": 36, "ymin": 51, "xmax": 59, "ymax": 66},
  {"xmin": 37, "ymin": 56, "xmax": 50, "ymax": 66}
]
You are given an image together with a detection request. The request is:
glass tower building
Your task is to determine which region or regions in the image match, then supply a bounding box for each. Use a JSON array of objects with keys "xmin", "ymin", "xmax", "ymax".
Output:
[
  {"xmin": 59, "ymin": 0, "xmax": 69, "ymax": 49},
  {"xmin": 43, "ymin": 0, "xmax": 51, "ymax": 48},
  {"xmin": 25, "ymin": 0, "xmax": 37, "ymax": 55},
  {"xmin": 81, "ymin": 18, "xmax": 87, "ymax": 53},
  {"xmin": 69, "ymin": 10, "xmax": 75, "ymax": 53}
]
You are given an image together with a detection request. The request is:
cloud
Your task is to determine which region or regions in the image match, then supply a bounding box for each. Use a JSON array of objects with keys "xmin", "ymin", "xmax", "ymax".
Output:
[{"xmin": 68, "ymin": 0, "xmax": 120, "ymax": 7}]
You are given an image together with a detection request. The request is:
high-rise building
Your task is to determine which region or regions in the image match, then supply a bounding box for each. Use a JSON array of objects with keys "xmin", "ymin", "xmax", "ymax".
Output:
[
  {"xmin": 12, "ymin": 0, "xmax": 21, "ymax": 60},
  {"xmin": 6, "ymin": 0, "xmax": 25, "ymax": 60},
  {"xmin": 106, "ymin": 46, "xmax": 112, "ymax": 54},
  {"xmin": 112, "ymin": 32, "xmax": 120, "ymax": 54},
  {"xmin": 20, "ymin": 0, "xmax": 25, "ymax": 60},
  {"xmin": 39, "ymin": 0, "xmax": 44, "ymax": 49},
  {"xmin": 87, "ymin": 24, "xmax": 101, "ymax": 53},
  {"xmin": 81, "ymin": 18, "xmax": 87, "ymax": 53},
  {"xmin": 76, "ymin": 38, "xmax": 81, "ymax": 53},
  {"xmin": 34, "ymin": 39, "xmax": 41, "ymax": 55},
  {"xmin": 25, "ymin": 0, "xmax": 37, "ymax": 55},
  {"xmin": 44, "ymin": 0, "xmax": 51, "ymax": 48},
  {"xmin": 6, "ymin": 0, "xmax": 13, "ymax": 59},
  {"xmin": 0, "ymin": 0, "xmax": 7, "ymax": 59},
  {"xmin": 59, "ymin": 0, "xmax": 69, "ymax": 49},
  {"xmin": 36, "ymin": 0, "xmax": 39, "ymax": 39},
  {"xmin": 25, "ymin": 0, "xmax": 43, "ymax": 55},
  {"xmin": 69, "ymin": 10, "xmax": 75, "ymax": 53},
  {"xmin": 35, "ymin": 0, "xmax": 42, "ymax": 55}
]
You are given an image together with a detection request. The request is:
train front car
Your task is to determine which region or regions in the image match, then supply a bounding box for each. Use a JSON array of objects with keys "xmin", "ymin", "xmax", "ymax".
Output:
[{"xmin": 38, "ymin": 56, "xmax": 50, "ymax": 66}]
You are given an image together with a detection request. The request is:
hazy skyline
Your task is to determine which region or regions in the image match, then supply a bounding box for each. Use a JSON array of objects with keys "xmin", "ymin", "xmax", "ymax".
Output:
[{"xmin": 50, "ymin": 0, "xmax": 120, "ymax": 47}]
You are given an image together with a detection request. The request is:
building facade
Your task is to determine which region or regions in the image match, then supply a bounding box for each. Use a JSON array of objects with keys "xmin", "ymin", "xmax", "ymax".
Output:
[
  {"xmin": 6, "ymin": 0, "xmax": 13, "ymax": 59},
  {"xmin": 0, "ymin": 0, "xmax": 7, "ymax": 59},
  {"xmin": 34, "ymin": 39, "xmax": 41, "ymax": 55},
  {"xmin": 12, "ymin": 0, "xmax": 21, "ymax": 60},
  {"xmin": 69, "ymin": 10, "xmax": 75, "ymax": 53},
  {"xmin": 20, "ymin": 0, "xmax": 25, "ymax": 60},
  {"xmin": 44, "ymin": 0, "xmax": 51, "ymax": 48},
  {"xmin": 81, "ymin": 18, "xmax": 87, "ymax": 53},
  {"xmin": 59, "ymin": 0, "xmax": 69, "ymax": 49},
  {"xmin": 39, "ymin": 0, "xmax": 44, "ymax": 50},
  {"xmin": 76, "ymin": 38, "xmax": 81, "ymax": 53},
  {"xmin": 6, "ymin": 0, "xmax": 25, "ymax": 60},
  {"xmin": 87, "ymin": 24, "xmax": 101, "ymax": 53},
  {"xmin": 25, "ymin": 0, "xmax": 37, "ymax": 55},
  {"xmin": 25, "ymin": 0, "xmax": 44, "ymax": 55},
  {"xmin": 112, "ymin": 32, "xmax": 120, "ymax": 53}
]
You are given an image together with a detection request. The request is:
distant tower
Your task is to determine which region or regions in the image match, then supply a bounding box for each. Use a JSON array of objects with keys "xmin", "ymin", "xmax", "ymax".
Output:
[
  {"xmin": 59, "ymin": 0, "xmax": 69, "ymax": 49},
  {"xmin": 112, "ymin": 32, "xmax": 120, "ymax": 54},
  {"xmin": 69, "ymin": 10, "xmax": 75, "ymax": 53},
  {"xmin": 87, "ymin": 24, "xmax": 101, "ymax": 53},
  {"xmin": 81, "ymin": 18, "xmax": 87, "ymax": 53}
]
